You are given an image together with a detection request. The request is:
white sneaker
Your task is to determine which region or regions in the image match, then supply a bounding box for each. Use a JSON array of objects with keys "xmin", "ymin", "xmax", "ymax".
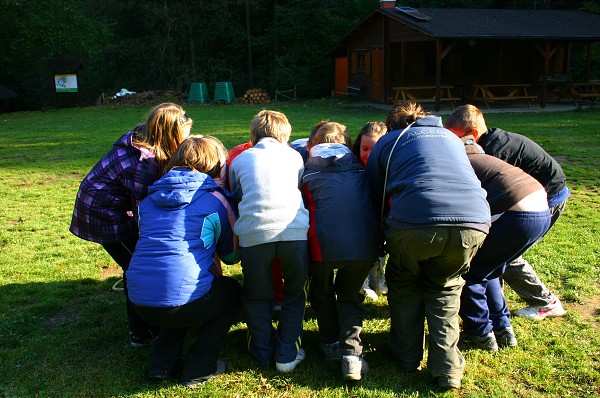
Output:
[
  {"xmin": 370, "ymin": 275, "xmax": 388, "ymax": 295},
  {"xmin": 275, "ymin": 348, "xmax": 305, "ymax": 373},
  {"xmin": 360, "ymin": 278, "xmax": 379, "ymax": 301},
  {"xmin": 368, "ymin": 257, "xmax": 388, "ymax": 295},
  {"xmin": 514, "ymin": 299, "xmax": 567, "ymax": 321},
  {"xmin": 342, "ymin": 355, "xmax": 369, "ymax": 381}
]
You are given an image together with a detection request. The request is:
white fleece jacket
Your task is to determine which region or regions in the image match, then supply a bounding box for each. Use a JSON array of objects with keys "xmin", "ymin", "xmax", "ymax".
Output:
[{"xmin": 229, "ymin": 137, "xmax": 309, "ymax": 247}]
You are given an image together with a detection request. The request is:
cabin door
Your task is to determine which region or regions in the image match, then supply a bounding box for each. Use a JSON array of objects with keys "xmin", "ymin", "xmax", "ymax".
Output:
[
  {"xmin": 335, "ymin": 57, "xmax": 349, "ymax": 98},
  {"xmin": 371, "ymin": 48, "xmax": 383, "ymax": 102}
]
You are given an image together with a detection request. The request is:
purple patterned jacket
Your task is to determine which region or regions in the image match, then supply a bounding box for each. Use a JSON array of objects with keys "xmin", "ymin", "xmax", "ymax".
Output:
[{"xmin": 70, "ymin": 126, "xmax": 158, "ymax": 244}]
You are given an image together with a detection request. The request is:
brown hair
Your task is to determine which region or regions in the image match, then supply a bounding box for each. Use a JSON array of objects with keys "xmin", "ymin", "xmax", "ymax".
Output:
[
  {"xmin": 249, "ymin": 110, "xmax": 292, "ymax": 145},
  {"xmin": 385, "ymin": 100, "xmax": 428, "ymax": 132},
  {"xmin": 309, "ymin": 122, "xmax": 352, "ymax": 148},
  {"xmin": 352, "ymin": 121, "xmax": 387, "ymax": 158},
  {"xmin": 165, "ymin": 135, "xmax": 226, "ymax": 178},
  {"xmin": 133, "ymin": 102, "xmax": 192, "ymax": 172},
  {"xmin": 444, "ymin": 104, "xmax": 486, "ymax": 134}
]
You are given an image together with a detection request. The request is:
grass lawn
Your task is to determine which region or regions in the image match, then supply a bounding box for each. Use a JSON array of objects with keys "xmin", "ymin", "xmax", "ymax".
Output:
[{"xmin": 0, "ymin": 100, "xmax": 598, "ymax": 397}]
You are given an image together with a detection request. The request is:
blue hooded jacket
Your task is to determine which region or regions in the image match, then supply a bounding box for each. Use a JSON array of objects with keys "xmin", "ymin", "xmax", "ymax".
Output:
[{"xmin": 127, "ymin": 168, "xmax": 238, "ymax": 307}]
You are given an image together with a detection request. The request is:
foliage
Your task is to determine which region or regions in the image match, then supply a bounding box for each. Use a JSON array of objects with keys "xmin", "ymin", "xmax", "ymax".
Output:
[{"xmin": 0, "ymin": 0, "xmax": 598, "ymax": 111}]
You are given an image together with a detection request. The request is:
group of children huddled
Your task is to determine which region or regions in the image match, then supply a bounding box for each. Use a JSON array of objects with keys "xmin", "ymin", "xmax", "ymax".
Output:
[{"xmin": 70, "ymin": 101, "xmax": 568, "ymax": 390}]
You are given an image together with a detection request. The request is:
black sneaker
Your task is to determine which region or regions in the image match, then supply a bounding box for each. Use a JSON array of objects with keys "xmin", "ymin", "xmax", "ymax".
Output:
[
  {"xmin": 319, "ymin": 341, "xmax": 342, "ymax": 361},
  {"xmin": 148, "ymin": 360, "xmax": 183, "ymax": 381},
  {"xmin": 130, "ymin": 335, "xmax": 157, "ymax": 348},
  {"xmin": 460, "ymin": 331, "xmax": 499, "ymax": 352},
  {"xmin": 182, "ymin": 360, "xmax": 226, "ymax": 388},
  {"xmin": 494, "ymin": 326, "xmax": 518, "ymax": 348},
  {"xmin": 435, "ymin": 376, "xmax": 461, "ymax": 390}
]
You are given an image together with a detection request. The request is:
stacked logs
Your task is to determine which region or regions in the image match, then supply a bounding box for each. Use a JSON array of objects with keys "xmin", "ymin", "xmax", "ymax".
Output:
[{"xmin": 241, "ymin": 88, "xmax": 270, "ymax": 104}]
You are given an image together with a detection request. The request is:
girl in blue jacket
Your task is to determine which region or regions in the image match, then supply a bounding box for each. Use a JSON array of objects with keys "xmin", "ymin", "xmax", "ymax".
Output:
[{"xmin": 126, "ymin": 136, "xmax": 241, "ymax": 388}]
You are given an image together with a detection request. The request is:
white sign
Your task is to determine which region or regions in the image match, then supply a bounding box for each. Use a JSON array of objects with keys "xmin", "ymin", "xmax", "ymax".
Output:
[{"xmin": 54, "ymin": 74, "xmax": 78, "ymax": 93}]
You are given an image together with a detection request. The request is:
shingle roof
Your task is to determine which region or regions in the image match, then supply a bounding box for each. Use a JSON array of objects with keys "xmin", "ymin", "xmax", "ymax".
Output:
[{"xmin": 377, "ymin": 8, "xmax": 600, "ymax": 40}]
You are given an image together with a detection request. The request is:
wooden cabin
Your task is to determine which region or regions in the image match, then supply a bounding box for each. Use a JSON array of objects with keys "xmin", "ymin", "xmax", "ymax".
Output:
[{"xmin": 331, "ymin": 1, "xmax": 600, "ymax": 109}]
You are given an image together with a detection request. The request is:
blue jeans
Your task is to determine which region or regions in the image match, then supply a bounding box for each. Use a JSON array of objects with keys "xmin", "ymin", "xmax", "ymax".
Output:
[
  {"xmin": 240, "ymin": 241, "xmax": 309, "ymax": 366},
  {"xmin": 460, "ymin": 209, "xmax": 551, "ymax": 336}
]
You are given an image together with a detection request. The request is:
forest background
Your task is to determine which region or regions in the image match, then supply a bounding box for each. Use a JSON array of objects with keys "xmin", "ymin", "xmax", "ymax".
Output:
[{"xmin": 1, "ymin": 0, "xmax": 600, "ymax": 111}]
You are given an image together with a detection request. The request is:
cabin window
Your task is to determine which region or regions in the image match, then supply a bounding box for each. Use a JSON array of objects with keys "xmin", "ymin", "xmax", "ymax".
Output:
[{"xmin": 352, "ymin": 50, "xmax": 371, "ymax": 76}]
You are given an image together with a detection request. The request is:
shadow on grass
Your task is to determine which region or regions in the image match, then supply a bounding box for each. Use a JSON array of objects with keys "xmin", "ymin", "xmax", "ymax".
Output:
[{"xmin": 0, "ymin": 278, "xmax": 450, "ymax": 397}]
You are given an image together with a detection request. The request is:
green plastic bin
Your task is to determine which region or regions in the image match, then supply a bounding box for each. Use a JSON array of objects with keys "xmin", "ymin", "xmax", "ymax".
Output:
[
  {"xmin": 188, "ymin": 82, "xmax": 208, "ymax": 104},
  {"xmin": 214, "ymin": 81, "xmax": 235, "ymax": 104}
]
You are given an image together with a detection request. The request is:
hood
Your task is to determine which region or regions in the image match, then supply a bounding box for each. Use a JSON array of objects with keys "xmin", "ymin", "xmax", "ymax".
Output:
[
  {"xmin": 147, "ymin": 168, "xmax": 219, "ymax": 209},
  {"xmin": 413, "ymin": 115, "xmax": 443, "ymax": 128},
  {"xmin": 115, "ymin": 126, "xmax": 155, "ymax": 160},
  {"xmin": 305, "ymin": 144, "xmax": 362, "ymax": 172}
]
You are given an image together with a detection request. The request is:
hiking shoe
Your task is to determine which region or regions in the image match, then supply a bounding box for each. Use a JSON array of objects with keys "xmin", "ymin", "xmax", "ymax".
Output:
[
  {"xmin": 342, "ymin": 355, "xmax": 369, "ymax": 381},
  {"xmin": 435, "ymin": 376, "xmax": 461, "ymax": 390},
  {"xmin": 275, "ymin": 348, "xmax": 305, "ymax": 373},
  {"xmin": 319, "ymin": 341, "xmax": 342, "ymax": 361},
  {"xmin": 460, "ymin": 331, "xmax": 499, "ymax": 352},
  {"xmin": 182, "ymin": 359, "xmax": 226, "ymax": 388},
  {"xmin": 360, "ymin": 278, "xmax": 379, "ymax": 301},
  {"xmin": 494, "ymin": 326, "xmax": 518, "ymax": 348},
  {"xmin": 513, "ymin": 299, "xmax": 567, "ymax": 321}
]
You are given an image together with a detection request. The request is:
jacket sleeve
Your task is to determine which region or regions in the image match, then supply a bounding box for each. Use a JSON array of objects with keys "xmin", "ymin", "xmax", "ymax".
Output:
[
  {"xmin": 213, "ymin": 192, "xmax": 240, "ymax": 264},
  {"xmin": 365, "ymin": 143, "xmax": 386, "ymax": 224}
]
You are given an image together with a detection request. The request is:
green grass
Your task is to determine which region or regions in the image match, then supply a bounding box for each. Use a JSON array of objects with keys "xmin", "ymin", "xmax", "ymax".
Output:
[{"xmin": 1, "ymin": 101, "xmax": 599, "ymax": 397}]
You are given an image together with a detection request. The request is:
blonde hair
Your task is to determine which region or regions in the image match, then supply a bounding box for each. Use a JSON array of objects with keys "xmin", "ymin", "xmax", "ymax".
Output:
[
  {"xmin": 309, "ymin": 122, "xmax": 352, "ymax": 148},
  {"xmin": 385, "ymin": 101, "xmax": 428, "ymax": 131},
  {"xmin": 249, "ymin": 110, "xmax": 292, "ymax": 145},
  {"xmin": 445, "ymin": 104, "xmax": 486, "ymax": 133},
  {"xmin": 352, "ymin": 121, "xmax": 387, "ymax": 157},
  {"xmin": 165, "ymin": 135, "xmax": 226, "ymax": 178},
  {"xmin": 134, "ymin": 102, "xmax": 192, "ymax": 173}
]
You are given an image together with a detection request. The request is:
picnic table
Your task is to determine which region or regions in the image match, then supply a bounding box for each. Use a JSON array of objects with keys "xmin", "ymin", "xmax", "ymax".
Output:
[
  {"xmin": 471, "ymin": 84, "xmax": 537, "ymax": 108},
  {"xmin": 390, "ymin": 85, "xmax": 459, "ymax": 109},
  {"xmin": 557, "ymin": 81, "xmax": 600, "ymax": 106}
]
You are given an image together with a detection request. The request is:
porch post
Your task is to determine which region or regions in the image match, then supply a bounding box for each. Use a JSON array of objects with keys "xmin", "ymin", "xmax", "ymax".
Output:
[{"xmin": 435, "ymin": 40, "xmax": 442, "ymax": 112}]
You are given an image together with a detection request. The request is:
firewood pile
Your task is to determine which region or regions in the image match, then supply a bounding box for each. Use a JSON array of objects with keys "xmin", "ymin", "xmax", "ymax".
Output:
[
  {"xmin": 241, "ymin": 88, "xmax": 271, "ymax": 104},
  {"xmin": 103, "ymin": 90, "xmax": 187, "ymax": 106}
]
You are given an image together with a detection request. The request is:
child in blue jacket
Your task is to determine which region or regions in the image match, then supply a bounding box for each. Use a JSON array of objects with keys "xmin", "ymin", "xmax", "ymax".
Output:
[
  {"xmin": 126, "ymin": 135, "xmax": 241, "ymax": 388},
  {"xmin": 302, "ymin": 122, "xmax": 379, "ymax": 381}
]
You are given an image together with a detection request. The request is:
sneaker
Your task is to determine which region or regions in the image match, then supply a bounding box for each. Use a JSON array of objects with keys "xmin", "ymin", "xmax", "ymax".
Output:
[
  {"xmin": 460, "ymin": 331, "xmax": 499, "ymax": 352},
  {"xmin": 182, "ymin": 359, "xmax": 226, "ymax": 388},
  {"xmin": 360, "ymin": 278, "xmax": 379, "ymax": 301},
  {"xmin": 513, "ymin": 299, "xmax": 567, "ymax": 321},
  {"xmin": 342, "ymin": 355, "xmax": 369, "ymax": 381},
  {"xmin": 435, "ymin": 376, "xmax": 461, "ymax": 390},
  {"xmin": 494, "ymin": 326, "xmax": 518, "ymax": 348},
  {"xmin": 275, "ymin": 348, "xmax": 306, "ymax": 373},
  {"xmin": 319, "ymin": 341, "xmax": 342, "ymax": 361},
  {"xmin": 148, "ymin": 360, "xmax": 183, "ymax": 381},
  {"xmin": 368, "ymin": 257, "xmax": 388, "ymax": 295},
  {"xmin": 370, "ymin": 275, "xmax": 388, "ymax": 295},
  {"xmin": 130, "ymin": 334, "xmax": 157, "ymax": 348}
]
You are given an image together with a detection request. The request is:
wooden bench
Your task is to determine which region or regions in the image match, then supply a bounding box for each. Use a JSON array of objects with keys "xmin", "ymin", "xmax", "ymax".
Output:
[
  {"xmin": 336, "ymin": 83, "xmax": 363, "ymax": 98},
  {"xmin": 558, "ymin": 82, "xmax": 600, "ymax": 105},
  {"xmin": 390, "ymin": 85, "xmax": 460, "ymax": 109},
  {"xmin": 471, "ymin": 84, "xmax": 537, "ymax": 108}
]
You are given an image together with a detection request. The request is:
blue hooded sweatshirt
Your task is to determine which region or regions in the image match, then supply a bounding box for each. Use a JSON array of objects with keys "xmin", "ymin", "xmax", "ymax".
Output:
[
  {"xmin": 127, "ymin": 168, "xmax": 238, "ymax": 307},
  {"xmin": 366, "ymin": 115, "xmax": 490, "ymax": 230}
]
